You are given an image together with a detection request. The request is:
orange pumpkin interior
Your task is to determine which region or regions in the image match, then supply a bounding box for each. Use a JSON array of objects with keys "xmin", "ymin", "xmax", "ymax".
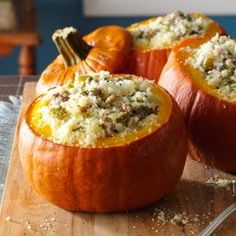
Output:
[{"xmin": 28, "ymin": 77, "xmax": 173, "ymax": 148}]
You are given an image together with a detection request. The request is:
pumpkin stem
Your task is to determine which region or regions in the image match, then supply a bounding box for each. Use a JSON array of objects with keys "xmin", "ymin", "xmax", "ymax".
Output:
[{"xmin": 52, "ymin": 27, "xmax": 92, "ymax": 68}]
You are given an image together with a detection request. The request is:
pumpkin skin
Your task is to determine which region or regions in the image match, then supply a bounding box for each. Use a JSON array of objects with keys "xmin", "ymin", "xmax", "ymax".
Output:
[
  {"xmin": 125, "ymin": 13, "xmax": 225, "ymax": 82},
  {"xmin": 36, "ymin": 25, "xmax": 133, "ymax": 95},
  {"xmin": 159, "ymin": 37, "xmax": 236, "ymax": 173},
  {"xmin": 19, "ymin": 75, "xmax": 187, "ymax": 213}
]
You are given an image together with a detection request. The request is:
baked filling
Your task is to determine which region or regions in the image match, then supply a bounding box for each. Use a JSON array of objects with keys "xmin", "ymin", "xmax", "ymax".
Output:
[
  {"xmin": 187, "ymin": 34, "xmax": 236, "ymax": 102},
  {"xmin": 129, "ymin": 11, "xmax": 212, "ymax": 49},
  {"xmin": 30, "ymin": 72, "xmax": 160, "ymax": 147}
]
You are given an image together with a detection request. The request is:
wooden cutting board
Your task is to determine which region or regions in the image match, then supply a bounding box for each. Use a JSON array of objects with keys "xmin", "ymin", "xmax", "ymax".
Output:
[{"xmin": 0, "ymin": 82, "xmax": 236, "ymax": 236}]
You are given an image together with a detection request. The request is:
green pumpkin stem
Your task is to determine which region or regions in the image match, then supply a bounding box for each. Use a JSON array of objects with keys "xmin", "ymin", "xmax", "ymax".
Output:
[{"xmin": 52, "ymin": 27, "xmax": 92, "ymax": 68}]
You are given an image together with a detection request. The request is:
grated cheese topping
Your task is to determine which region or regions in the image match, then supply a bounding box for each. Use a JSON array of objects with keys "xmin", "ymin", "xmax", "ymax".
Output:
[
  {"xmin": 129, "ymin": 11, "xmax": 212, "ymax": 49},
  {"xmin": 32, "ymin": 71, "xmax": 159, "ymax": 147},
  {"xmin": 187, "ymin": 34, "xmax": 236, "ymax": 102}
]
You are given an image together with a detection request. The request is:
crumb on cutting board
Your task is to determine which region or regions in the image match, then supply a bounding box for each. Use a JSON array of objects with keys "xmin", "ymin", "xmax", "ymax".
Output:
[
  {"xmin": 206, "ymin": 177, "xmax": 236, "ymax": 193},
  {"xmin": 5, "ymin": 215, "xmax": 58, "ymax": 233}
]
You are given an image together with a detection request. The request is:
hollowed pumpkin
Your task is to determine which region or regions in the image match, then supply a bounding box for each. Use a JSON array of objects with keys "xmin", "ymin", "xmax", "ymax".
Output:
[
  {"xmin": 159, "ymin": 36, "xmax": 236, "ymax": 173},
  {"xmin": 19, "ymin": 72, "xmax": 187, "ymax": 213},
  {"xmin": 124, "ymin": 11, "xmax": 225, "ymax": 82},
  {"xmin": 36, "ymin": 26, "xmax": 133, "ymax": 95}
]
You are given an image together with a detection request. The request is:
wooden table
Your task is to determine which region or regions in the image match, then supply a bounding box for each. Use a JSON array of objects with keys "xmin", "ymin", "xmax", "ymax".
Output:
[
  {"xmin": 0, "ymin": 0, "xmax": 41, "ymax": 75},
  {"xmin": 0, "ymin": 77, "xmax": 236, "ymax": 235}
]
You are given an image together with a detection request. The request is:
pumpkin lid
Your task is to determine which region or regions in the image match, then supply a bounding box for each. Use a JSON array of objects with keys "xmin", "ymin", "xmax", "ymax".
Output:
[
  {"xmin": 174, "ymin": 34, "xmax": 236, "ymax": 103},
  {"xmin": 28, "ymin": 72, "xmax": 173, "ymax": 148},
  {"xmin": 128, "ymin": 11, "xmax": 224, "ymax": 51}
]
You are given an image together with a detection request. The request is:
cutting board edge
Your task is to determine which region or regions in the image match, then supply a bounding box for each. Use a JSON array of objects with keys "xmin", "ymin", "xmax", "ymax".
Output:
[{"xmin": 0, "ymin": 82, "xmax": 36, "ymax": 214}]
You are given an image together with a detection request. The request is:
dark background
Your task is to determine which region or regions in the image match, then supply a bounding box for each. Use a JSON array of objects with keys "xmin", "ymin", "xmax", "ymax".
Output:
[{"xmin": 1, "ymin": 0, "xmax": 236, "ymax": 75}]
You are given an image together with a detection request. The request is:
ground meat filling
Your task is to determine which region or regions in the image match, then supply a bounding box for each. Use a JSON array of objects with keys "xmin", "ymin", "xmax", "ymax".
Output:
[
  {"xmin": 37, "ymin": 72, "xmax": 159, "ymax": 146},
  {"xmin": 187, "ymin": 35, "xmax": 236, "ymax": 102},
  {"xmin": 129, "ymin": 11, "xmax": 212, "ymax": 49}
]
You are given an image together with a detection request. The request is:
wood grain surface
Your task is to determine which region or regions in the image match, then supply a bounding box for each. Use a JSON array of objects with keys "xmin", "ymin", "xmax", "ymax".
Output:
[{"xmin": 0, "ymin": 82, "xmax": 235, "ymax": 236}]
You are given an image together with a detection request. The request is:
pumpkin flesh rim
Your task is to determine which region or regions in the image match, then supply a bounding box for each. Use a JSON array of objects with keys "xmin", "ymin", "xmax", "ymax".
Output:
[{"xmin": 28, "ymin": 78, "xmax": 173, "ymax": 148}]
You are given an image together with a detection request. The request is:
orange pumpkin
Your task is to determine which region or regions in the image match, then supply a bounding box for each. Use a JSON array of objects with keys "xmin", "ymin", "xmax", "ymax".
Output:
[
  {"xmin": 36, "ymin": 26, "xmax": 133, "ymax": 95},
  {"xmin": 159, "ymin": 36, "xmax": 236, "ymax": 173},
  {"xmin": 19, "ymin": 73, "xmax": 187, "ymax": 212},
  {"xmin": 124, "ymin": 12, "xmax": 225, "ymax": 82}
]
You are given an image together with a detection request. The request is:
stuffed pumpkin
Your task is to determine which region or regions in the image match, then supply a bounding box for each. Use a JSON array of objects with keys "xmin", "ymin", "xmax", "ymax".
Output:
[
  {"xmin": 159, "ymin": 34, "xmax": 236, "ymax": 172},
  {"xmin": 19, "ymin": 71, "xmax": 187, "ymax": 212},
  {"xmin": 125, "ymin": 11, "xmax": 225, "ymax": 82}
]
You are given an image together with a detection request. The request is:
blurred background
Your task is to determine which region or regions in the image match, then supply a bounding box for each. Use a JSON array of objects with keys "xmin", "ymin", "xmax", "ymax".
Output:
[{"xmin": 0, "ymin": 0, "xmax": 236, "ymax": 75}]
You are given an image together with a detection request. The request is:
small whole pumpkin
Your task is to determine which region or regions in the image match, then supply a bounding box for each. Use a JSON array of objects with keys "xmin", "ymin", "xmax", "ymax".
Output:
[
  {"xmin": 124, "ymin": 11, "xmax": 225, "ymax": 82},
  {"xmin": 19, "ymin": 72, "xmax": 187, "ymax": 212},
  {"xmin": 36, "ymin": 26, "xmax": 133, "ymax": 95},
  {"xmin": 159, "ymin": 35, "xmax": 236, "ymax": 173}
]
